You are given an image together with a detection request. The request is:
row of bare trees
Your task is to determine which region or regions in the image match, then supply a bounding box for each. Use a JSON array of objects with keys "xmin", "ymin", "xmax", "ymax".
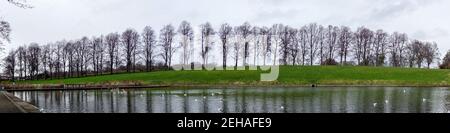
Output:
[{"xmin": 2, "ymin": 22, "xmax": 444, "ymax": 81}]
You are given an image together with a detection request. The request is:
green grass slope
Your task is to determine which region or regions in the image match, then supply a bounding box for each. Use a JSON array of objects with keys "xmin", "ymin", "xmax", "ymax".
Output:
[{"xmin": 18, "ymin": 66, "xmax": 450, "ymax": 86}]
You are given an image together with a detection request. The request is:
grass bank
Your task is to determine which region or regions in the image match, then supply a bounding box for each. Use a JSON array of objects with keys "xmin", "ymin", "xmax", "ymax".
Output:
[{"xmin": 15, "ymin": 66, "xmax": 450, "ymax": 87}]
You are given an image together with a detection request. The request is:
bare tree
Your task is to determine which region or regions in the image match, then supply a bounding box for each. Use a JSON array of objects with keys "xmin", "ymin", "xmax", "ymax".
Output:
[
  {"xmin": 121, "ymin": 29, "xmax": 140, "ymax": 72},
  {"xmin": 389, "ymin": 32, "xmax": 408, "ymax": 67},
  {"xmin": 54, "ymin": 40, "xmax": 65, "ymax": 78},
  {"xmin": 0, "ymin": 21, "xmax": 11, "ymax": 47},
  {"xmin": 324, "ymin": 25, "xmax": 339, "ymax": 64},
  {"xmin": 271, "ymin": 24, "xmax": 283, "ymax": 65},
  {"xmin": 236, "ymin": 22, "xmax": 252, "ymax": 66},
  {"xmin": 317, "ymin": 26, "xmax": 326, "ymax": 64},
  {"xmin": 73, "ymin": 40, "xmax": 82, "ymax": 77},
  {"xmin": 63, "ymin": 41, "xmax": 74, "ymax": 77},
  {"xmin": 105, "ymin": 33, "xmax": 120, "ymax": 74},
  {"xmin": 3, "ymin": 50, "xmax": 16, "ymax": 81},
  {"xmin": 159, "ymin": 24, "xmax": 176, "ymax": 68},
  {"xmin": 410, "ymin": 40, "xmax": 426, "ymax": 68},
  {"xmin": 404, "ymin": 44, "xmax": 415, "ymax": 68},
  {"xmin": 232, "ymin": 28, "xmax": 241, "ymax": 68},
  {"xmin": 16, "ymin": 46, "xmax": 26, "ymax": 79},
  {"xmin": 440, "ymin": 50, "xmax": 450, "ymax": 69},
  {"xmin": 251, "ymin": 26, "xmax": 261, "ymax": 66},
  {"xmin": 338, "ymin": 26, "xmax": 352, "ymax": 65},
  {"xmin": 298, "ymin": 26, "xmax": 308, "ymax": 65},
  {"xmin": 47, "ymin": 43, "xmax": 56, "ymax": 79},
  {"xmin": 278, "ymin": 25, "xmax": 294, "ymax": 65},
  {"xmin": 27, "ymin": 43, "xmax": 40, "ymax": 80},
  {"xmin": 91, "ymin": 36, "xmax": 104, "ymax": 75},
  {"xmin": 260, "ymin": 26, "xmax": 272, "ymax": 66},
  {"xmin": 218, "ymin": 23, "xmax": 233, "ymax": 68},
  {"xmin": 41, "ymin": 44, "xmax": 51, "ymax": 79},
  {"xmin": 354, "ymin": 27, "xmax": 373, "ymax": 66},
  {"xmin": 305, "ymin": 23, "xmax": 320, "ymax": 65},
  {"xmin": 373, "ymin": 29, "xmax": 389, "ymax": 66},
  {"xmin": 200, "ymin": 22, "xmax": 215, "ymax": 68},
  {"xmin": 178, "ymin": 21, "xmax": 194, "ymax": 67},
  {"xmin": 79, "ymin": 37, "xmax": 90, "ymax": 76},
  {"xmin": 423, "ymin": 42, "xmax": 439, "ymax": 68},
  {"xmin": 142, "ymin": 26, "xmax": 156, "ymax": 71},
  {"xmin": 288, "ymin": 28, "xmax": 299, "ymax": 65}
]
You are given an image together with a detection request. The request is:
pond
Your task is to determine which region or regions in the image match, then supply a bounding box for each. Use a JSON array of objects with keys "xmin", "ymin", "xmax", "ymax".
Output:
[{"xmin": 11, "ymin": 87, "xmax": 450, "ymax": 113}]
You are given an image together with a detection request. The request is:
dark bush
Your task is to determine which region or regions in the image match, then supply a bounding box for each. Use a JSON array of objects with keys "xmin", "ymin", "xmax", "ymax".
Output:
[{"xmin": 321, "ymin": 58, "xmax": 338, "ymax": 65}]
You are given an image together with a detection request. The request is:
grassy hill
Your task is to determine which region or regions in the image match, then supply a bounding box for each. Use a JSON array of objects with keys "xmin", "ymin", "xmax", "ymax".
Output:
[{"xmin": 17, "ymin": 66, "xmax": 450, "ymax": 86}]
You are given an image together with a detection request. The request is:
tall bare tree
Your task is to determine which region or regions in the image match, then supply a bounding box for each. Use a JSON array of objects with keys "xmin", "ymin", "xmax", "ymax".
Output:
[
  {"xmin": 16, "ymin": 46, "xmax": 26, "ymax": 79},
  {"xmin": 105, "ymin": 33, "xmax": 120, "ymax": 74},
  {"xmin": 27, "ymin": 43, "xmax": 40, "ymax": 80},
  {"xmin": 317, "ymin": 26, "xmax": 326, "ymax": 64},
  {"xmin": 178, "ymin": 21, "xmax": 194, "ymax": 67},
  {"xmin": 260, "ymin": 26, "xmax": 272, "ymax": 66},
  {"xmin": 3, "ymin": 50, "xmax": 16, "ymax": 81},
  {"xmin": 373, "ymin": 29, "xmax": 389, "ymax": 66},
  {"xmin": 142, "ymin": 26, "xmax": 156, "ymax": 71},
  {"xmin": 54, "ymin": 40, "xmax": 65, "ymax": 78},
  {"xmin": 236, "ymin": 22, "xmax": 252, "ymax": 66},
  {"xmin": 288, "ymin": 28, "xmax": 299, "ymax": 65},
  {"xmin": 91, "ymin": 36, "xmax": 104, "ymax": 75},
  {"xmin": 159, "ymin": 24, "xmax": 176, "ymax": 68},
  {"xmin": 423, "ymin": 42, "xmax": 439, "ymax": 68},
  {"xmin": 411, "ymin": 40, "xmax": 425, "ymax": 68},
  {"xmin": 218, "ymin": 23, "xmax": 233, "ymax": 68},
  {"xmin": 354, "ymin": 27, "xmax": 374, "ymax": 66},
  {"xmin": 389, "ymin": 32, "xmax": 408, "ymax": 67},
  {"xmin": 338, "ymin": 26, "xmax": 352, "ymax": 65},
  {"xmin": 41, "ymin": 44, "xmax": 51, "ymax": 79},
  {"xmin": 324, "ymin": 25, "xmax": 339, "ymax": 64},
  {"xmin": 63, "ymin": 41, "xmax": 74, "ymax": 77},
  {"xmin": 305, "ymin": 23, "xmax": 320, "ymax": 65},
  {"xmin": 232, "ymin": 28, "xmax": 241, "ymax": 68},
  {"xmin": 271, "ymin": 24, "xmax": 284, "ymax": 65},
  {"xmin": 251, "ymin": 26, "xmax": 261, "ymax": 66},
  {"xmin": 200, "ymin": 22, "xmax": 215, "ymax": 68},
  {"xmin": 279, "ymin": 26, "xmax": 294, "ymax": 65},
  {"xmin": 298, "ymin": 26, "xmax": 308, "ymax": 65},
  {"xmin": 121, "ymin": 29, "xmax": 140, "ymax": 72}
]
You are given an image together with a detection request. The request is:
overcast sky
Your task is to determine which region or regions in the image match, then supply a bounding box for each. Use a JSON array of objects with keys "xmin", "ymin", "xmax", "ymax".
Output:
[{"xmin": 1, "ymin": 0, "xmax": 449, "ymax": 59}]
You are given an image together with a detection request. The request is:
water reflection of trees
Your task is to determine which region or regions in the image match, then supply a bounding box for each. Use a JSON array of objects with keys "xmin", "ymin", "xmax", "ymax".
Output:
[{"xmin": 11, "ymin": 87, "xmax": 450, "ymax": 113}]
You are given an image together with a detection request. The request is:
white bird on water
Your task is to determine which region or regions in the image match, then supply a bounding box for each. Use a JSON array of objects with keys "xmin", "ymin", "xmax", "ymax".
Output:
[
  {"xmin": 422, "ymin": 98, "xmax": 427, "ymax": 102},
  {"xmin": 385, "ymin": 100, "xmax": 389, "ymax": 104},
  {"xmin": 373, "ymin": 103, "xmax": 377, "ymax": 107}
]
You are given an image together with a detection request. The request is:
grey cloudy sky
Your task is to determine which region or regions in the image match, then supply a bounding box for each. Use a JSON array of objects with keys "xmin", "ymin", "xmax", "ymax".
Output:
[{"xmin": 1, "ymin": 0, "xmax": 449, "ymax": 57}]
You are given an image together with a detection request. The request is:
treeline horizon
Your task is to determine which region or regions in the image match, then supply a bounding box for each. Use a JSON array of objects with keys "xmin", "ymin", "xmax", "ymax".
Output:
[{"xmin": 2, "ymin": 21, "xmax": 445, "ymax": 81}]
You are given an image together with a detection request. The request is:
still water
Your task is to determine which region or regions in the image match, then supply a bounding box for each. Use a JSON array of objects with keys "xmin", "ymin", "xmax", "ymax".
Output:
[{"xmin": 11, "ymin": 87, "xmax": 450, "ymax": 113}]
